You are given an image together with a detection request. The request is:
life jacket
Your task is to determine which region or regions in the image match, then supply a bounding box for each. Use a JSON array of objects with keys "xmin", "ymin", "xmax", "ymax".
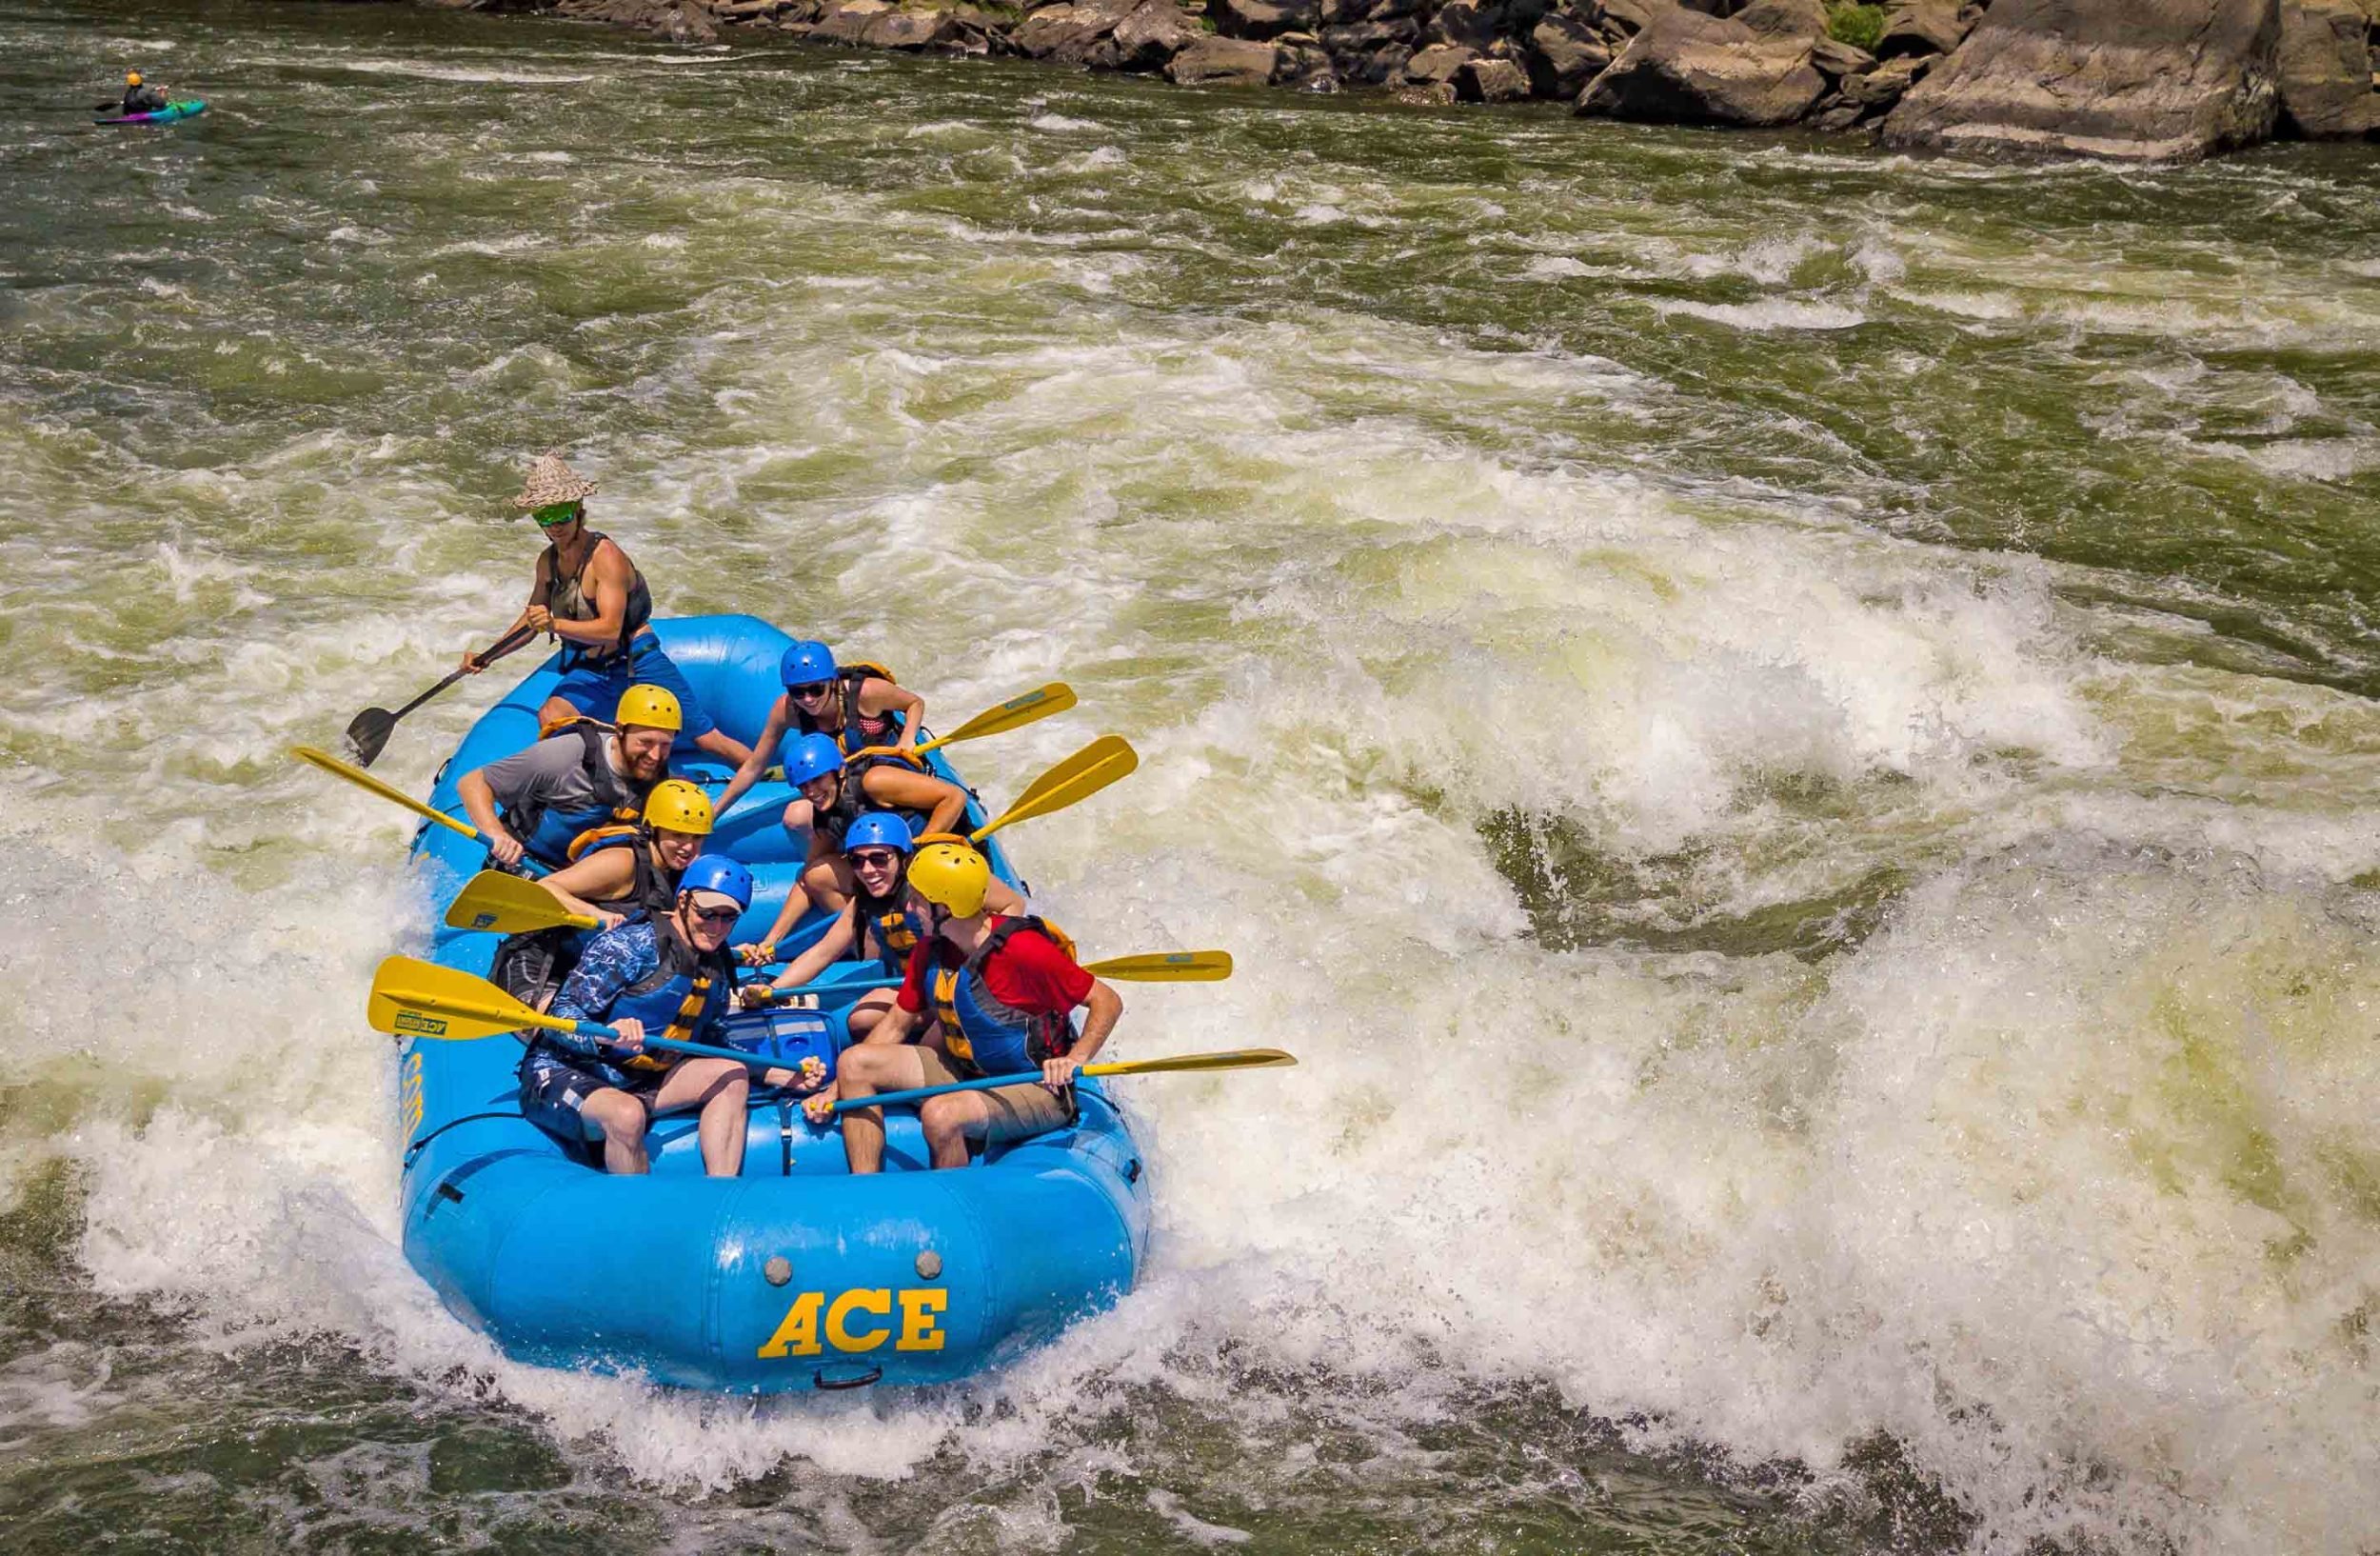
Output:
[
  {"xmin": 794, "ymin": 661, "xmax": 905, "ymax": 758},
  {"xmin": 926, "ymin": 915, "xmax": 1081, "ymax": 1079},
  {"xmin": 503, "ymin": 722, "xmax": 645, "ymax": 868},
  {"xmin": 605, "ymin": 913, "xmax": 738, "ymax": 1073},
  {"xmin": 543, "ymin": 529, "xmax": 653, "ymax": 668},
  {"xmin": 490, "ymin": 835, "xmax": 684, "ymax": 1016},
  {"xmin": 853, "ymin": 879, "xmax": 925, "ymax": 979}
]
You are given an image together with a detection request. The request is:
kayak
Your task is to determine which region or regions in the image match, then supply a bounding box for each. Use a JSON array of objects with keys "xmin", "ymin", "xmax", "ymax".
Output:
[
  {"xmin": 396, "ymin": 614, "xmax": 1151, "ymax": 1392},
  {"xmin": 95, "ymin": 98, "xmax": 206, "ymax": 126}
]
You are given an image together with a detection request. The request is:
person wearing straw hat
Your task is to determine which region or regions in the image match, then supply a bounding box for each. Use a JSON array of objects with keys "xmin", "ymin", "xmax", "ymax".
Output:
[{"xmin": 463, "ymin": 452, "xmax": 751, "ymax": 768}]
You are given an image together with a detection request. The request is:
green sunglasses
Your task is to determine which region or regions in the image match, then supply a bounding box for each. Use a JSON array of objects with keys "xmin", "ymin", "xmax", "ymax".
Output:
[{"xmin": 531, "ymin": 501, "xmax": 584, "ymax": 528}]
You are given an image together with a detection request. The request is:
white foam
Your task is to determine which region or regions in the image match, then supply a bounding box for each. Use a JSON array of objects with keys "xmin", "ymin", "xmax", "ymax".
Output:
[{"xmin": 1657, "ymin": 298, "xmax": 1867, "ymax": 331}]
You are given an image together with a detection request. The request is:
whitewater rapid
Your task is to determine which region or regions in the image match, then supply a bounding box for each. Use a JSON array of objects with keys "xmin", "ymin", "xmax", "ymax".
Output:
[{"xmin": 7, "ymin": 3, "xmax": 2380, "ymax": 1551}]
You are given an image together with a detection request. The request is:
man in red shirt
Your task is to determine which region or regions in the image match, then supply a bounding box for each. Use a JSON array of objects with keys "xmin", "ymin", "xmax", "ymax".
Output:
[{"xmin": 811, "ymin": 836, "xmax": 1122, "ymax": 1171}]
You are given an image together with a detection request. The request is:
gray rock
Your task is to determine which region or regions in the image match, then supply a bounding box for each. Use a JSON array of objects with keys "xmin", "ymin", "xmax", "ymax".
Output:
[
  {"xmin": 1576, "ymin": 0, "xmax": 1830, "ymax": 125},
  {"xmin": 1210, "ymin": 0, "xmax": 1321, "ymax": 38},
  {"xmin": 1107, "ymin": 0, "xmax": 1202, "ymax": 68},
  {"xmin": 556, "ymin": 0, "xmax": 721, "ymax": 40},
  {"xmin": 1457, "ymin": 53, "xmax": 1536, "ymax": 96},
  {"xmin": 1432, "ymin": 0, "xmax": 1508, "ymax": 45},
  {"xmin": 1875, "ymin": 0, "xmax": 1967, "ymax": 59},
  {"xmin": 1167, "ymin": 35, "xmax": 1287, "ymax": 82},
  {"xmin": 1010, "ymin": 0, "xmax": 1141, "ymax": 60},
  {"xmin": 1396, "ymin": 79, "xmax": 1463, "ymax": 101},
  {"xmin": 1810, "ymin": 95, "xmax": 1865, "ymax": 128},
  {"xmin": 2278, "ymin": 0, "xmax": 2380, "ymax": 133},
  {"xmin": 809, "ymin": 0, "xmax": 892, "ymax": 43},
  {"xmin": 1842, "ymin": 50, "xmax": 1930, "ymax": 103},
  {"xmin": 1405, "ymin": 41, "xmax": 1482, "ymax": 80},
  {"xmin": 1810, "ymin": 35, "xmax": 1875, "ymax": 74},
  {"xmin": 862, "ymin": 6, "xmax": 985, "ymax": 49},
  {"xmin": 1529, "ymin": 11, "xmax": 1616, "ymax": 93},
  {"xmin": 1322, "ymin": 19, "xmax": 1423, "ymax": 79},
  {"xmin": 1882, "ymin": 0, "xmax": 2284, "ymax": 161}
]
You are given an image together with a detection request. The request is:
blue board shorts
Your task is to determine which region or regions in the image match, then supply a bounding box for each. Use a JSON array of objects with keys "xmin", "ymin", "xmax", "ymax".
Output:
[
  {"xmin": 519, "ymin": 1045, "xmax": 659, "ymax": 1145},
  {"xmin": 551, "ymin": 632, "xmax": 720, "ymax": 742}
]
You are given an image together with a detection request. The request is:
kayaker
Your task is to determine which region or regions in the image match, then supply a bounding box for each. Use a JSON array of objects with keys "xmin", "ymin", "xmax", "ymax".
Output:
[
  {"xmin": 489, "ymin": 778, "xmax": 714, "ymax": 1013},
  {"xmin": 810, "ymin": 836, "xmax": 1121, "ymax": 1172},
  {"xmin": 518, "ymin": 854, "xmax": 755, "ymax": 1177},
  {"xmin": 762, "ymin": 733, "xmax": 968, "ymax": 914},
  {"xmin": 736, "ymin": 810, "xmax": 1024, "ymax": 1039},
  {"xmin": 465, "ymin": 452, "xmax": 751, "ymax": 768},
  {"xmin": 118, "ymin": 72, "xmax": 168, "ymax": 115},
  {"xmin": 456, "ymin": 684, "xmax": 680, "ymax": 869}
]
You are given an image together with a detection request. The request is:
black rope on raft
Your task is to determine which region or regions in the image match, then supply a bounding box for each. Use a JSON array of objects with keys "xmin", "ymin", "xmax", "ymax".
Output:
[{"xmin": 404, "ymin": 1111, "xmax": 526, "ymax": 1167}]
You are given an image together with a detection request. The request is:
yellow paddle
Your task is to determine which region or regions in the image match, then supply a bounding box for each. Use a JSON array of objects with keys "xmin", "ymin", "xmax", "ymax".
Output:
[
  {"xmin": 848, "ymin": 682, "xmax": 1075, "ymax": 766},
  {"xmin": 444, "ymin": 870, "xmax": 601, "ymax": 935},
  {"xmin": 1081, "ymin": 950, "xmax": 1233, "ymax": 982},
  {"xmin": 291, "ymin": 745, "xmax": 485, "ymax": 844},
  {"xmin": 367, "ymin": 955, "xmax": 776, "ymax": 1070},
  {"xmin": 837, "ymin": 1047, "xmax": 1295, "ymax": 1113},
  {"xmin": 971, "ymin": 734, "xmax": 1137, "ymax": 842}
]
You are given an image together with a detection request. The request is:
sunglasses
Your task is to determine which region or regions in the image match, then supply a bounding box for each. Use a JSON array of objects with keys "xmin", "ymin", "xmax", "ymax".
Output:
[
  {"xmin": 687, "ymin": 902, "xmax": 742, "ymax": 924},
  {"xmin": 788, "ymin": 682, "xmax": 832, "ymax": 699},
  {"xmin": 847, "ymin": 848, "xmax": 901, "ymax": 869},
  {"xmin": 532, "ymin": 502, "xmax": 584, "ymax": 529}
]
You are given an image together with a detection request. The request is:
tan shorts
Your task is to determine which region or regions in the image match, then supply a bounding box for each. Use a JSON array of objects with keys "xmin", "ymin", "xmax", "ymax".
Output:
[{"xmin": 914, "ymin": 1046, "xmax": 1074, "ymax": 1144}]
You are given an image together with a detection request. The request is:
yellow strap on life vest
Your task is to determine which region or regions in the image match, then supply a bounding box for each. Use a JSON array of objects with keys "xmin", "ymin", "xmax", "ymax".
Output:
[{"xmin": 564, "ymin": 821, "xmax": 643, "ymax": 863}]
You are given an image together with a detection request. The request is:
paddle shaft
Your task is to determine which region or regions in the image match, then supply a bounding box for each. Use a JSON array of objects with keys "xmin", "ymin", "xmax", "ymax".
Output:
[
  {"xmin": 542, "ymin": 1016, "xmax": 783, "ymax": 1074},
  {"xmin": 394, "ymin": 622, "xmax": 538, "ymax": 721},
  {"xmin": 834, "ymin": 1050, "xmax": 1279, "ymax": 1113}
]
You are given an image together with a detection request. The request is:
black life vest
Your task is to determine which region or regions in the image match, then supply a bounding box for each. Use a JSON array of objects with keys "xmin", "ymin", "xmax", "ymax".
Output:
[
  {"xmin": 795, "ymin": 662, "xmax": 905, "ymax": 758},
  {"xmin": 488, "ymin": 834, "xmax": 682, "ymax": 1014},
  {"xmin": 854, "ymin": 880, "xmax": 924, "ymax": 978},
  {"xmin": 543, "ymin": 529, "xmax": 653, "ymax": 667},
  {"xmin": 502, "ymin": 722, "xmax": 645, "ymax": 868}
]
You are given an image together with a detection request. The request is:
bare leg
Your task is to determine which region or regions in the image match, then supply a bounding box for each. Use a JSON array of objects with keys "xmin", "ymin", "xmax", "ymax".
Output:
[
  {"xmin": 535, "ymin": 694, "xmax": 589, "ymax": 738},
  {"xmin": 833, "ymin": 1044, "xmax": 930, "ymax": 1175},
  {"xmin": 802, "ymin": 851, "xmax": 856, "ymax": 915},
  {"xmin": 649, "ymin": 1057, "xmax": 750, "ymax": 1177},
  {"xmin": 695, "ymin": 727, "xmax": 754, "ymax": 768},
  {"xmin": 918, "ymin": 1093, "xmax": 989, "ymax": 1170},
  {"xmin": 845, "ymin": 987, "xmax": 899, "ymax": 1041},
  {"xmin": 579, "ymin": 1088, "xmax": 651, "ymax": 1175}
]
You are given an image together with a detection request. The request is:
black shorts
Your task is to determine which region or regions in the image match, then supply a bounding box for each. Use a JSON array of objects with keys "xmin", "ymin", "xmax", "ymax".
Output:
[{"xmin": 518, "ymin": 1047, "xmax": 656, "ymax": 1144}]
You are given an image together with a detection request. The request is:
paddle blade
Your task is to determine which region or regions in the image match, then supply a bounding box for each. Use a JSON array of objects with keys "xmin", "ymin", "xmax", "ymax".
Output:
[
  {"xmin": 367, "ymin": 955, "xmax": 549, "ymax": 1043},
  {"xmin": 445, "ymin": 871, "xmax": 598, "ymax": 934},
  {"xmin": 344, "ymin": 708, "xmax": 397, "ymax": 768},
  {"xmin": 922, "ymin": 683, "xmax": 1076, "ymax": 754},
  {"xmin": 1081, "ymin": 950, "xmax": 1234, "ymax": 982},
  {"xmin": 974, "ymin": 734, "xmax": 1137, "ymax": 840},
  {"xmin": 292, "ymin": 745, "xmax": 481, "ymax": 840},
  {"xmin": 1082, "ymin": 1047, "xmax": 1296, "ymax": 1079}
]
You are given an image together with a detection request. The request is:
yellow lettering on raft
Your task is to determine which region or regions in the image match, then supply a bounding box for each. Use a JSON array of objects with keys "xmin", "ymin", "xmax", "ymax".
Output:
[
  {"xmin": 824, "ymin": 1288, "xmax": 893, "ymax": 1352},
  {"xmin": 897, "ymin": 1287, "xmax": 947, "ymax": 1352},
  {"xmin": 756, "ymin": 1290, "xmax": 823, "ymax": 1359},
  {"xmin": 755, "ymin": 1287, "xmax": 950, "ymax": 1360}
]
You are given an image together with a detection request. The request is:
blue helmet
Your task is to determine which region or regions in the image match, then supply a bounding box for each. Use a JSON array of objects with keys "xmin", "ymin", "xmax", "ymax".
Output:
[
  {"xmin": 780, "ymin": 640, "xmax": 837, "ymax": 690},
  {"xmin": 783, "ymin": 732, "xmax": 847, "ymax": 788},
  {"xmin": 843, "ymin": 811, "xmax": 916, "ymax": 856},
  {"xmin": 678, "ymin": 853, "xmax": 753, "ymax": 910}
]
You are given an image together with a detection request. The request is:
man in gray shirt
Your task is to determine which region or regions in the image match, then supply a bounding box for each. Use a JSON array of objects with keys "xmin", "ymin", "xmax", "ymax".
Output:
[{"xmin": 457, "ymin": 684, "xmax": 681, "ymax": 869}]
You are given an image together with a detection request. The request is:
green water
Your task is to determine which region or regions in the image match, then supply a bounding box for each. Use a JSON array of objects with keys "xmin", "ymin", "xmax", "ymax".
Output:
[{"xmin": 5, "ymin": 0, "xmax": 2380, "ymax": 1550}]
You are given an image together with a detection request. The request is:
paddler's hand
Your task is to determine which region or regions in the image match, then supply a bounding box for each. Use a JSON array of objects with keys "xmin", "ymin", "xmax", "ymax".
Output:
[
  {"xmin": 738, "ymin": 941, "xmax": 778, "ymax": 968},
  {"xmin": 1040, "ymin": 1054, "xmax": 1084, "ymax": 1092},
  {"xmin": 524, "ymin": 604, "xmax": 554, "ymax": 635},
  {"xmin": 593, "ymin": 908, "xmax": 626, "ymax": 932},
  {"xmin": 459, "ymin": 646, "xmax": 487, "ymax": 675},
  {"xmin": 790, "ymin": 1055, "xmax": 828, "ymax": 1094},
  {"xmin": 486, "ymin": 829, "xmax": 526, "ymax": 868},
  {"xmin": 608, "ymin": 1018, "xmax": 646, "ymax": 1055},
  {"xmin": 801, "ymin": 1081, "xmax": 840, "ymax": 1125},
  {"xmin": 736, "ymin": 981, "xmax": 776, "ymax": 1009}
]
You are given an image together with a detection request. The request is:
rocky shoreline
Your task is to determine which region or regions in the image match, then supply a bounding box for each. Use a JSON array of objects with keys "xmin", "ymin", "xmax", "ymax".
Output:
[{"xmin": 424, "ymin": 0, "xmax": 2380, "ymax": 161}]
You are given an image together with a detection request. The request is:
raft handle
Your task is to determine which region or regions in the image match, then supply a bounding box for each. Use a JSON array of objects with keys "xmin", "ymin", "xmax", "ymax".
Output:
[{"xmin": 813, "ymin": 1364, "xmax": 883, "ymax": 1391}]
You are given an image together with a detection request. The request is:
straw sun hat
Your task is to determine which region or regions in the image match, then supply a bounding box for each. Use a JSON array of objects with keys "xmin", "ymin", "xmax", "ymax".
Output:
[{"xmin": 509, "ymin": 452, "xmax": 599, "ymax": 512}]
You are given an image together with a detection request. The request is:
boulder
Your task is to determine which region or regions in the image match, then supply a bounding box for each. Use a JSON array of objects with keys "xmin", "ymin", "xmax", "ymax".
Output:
[
  {"xmin": 1106, "ymin": 0, "xmax": 1202, "ymax": 67},
  {"xmin": 1874, "ymin": 0, "xmax": 1967, "ymax": 59},
  {"xmin": 1432, "ymin": 0, "xmax": 1508, "ymax": 45},
  {"xmin": 1406, "ymin": 41, "xmax": 1482, "ymax": 79},
  {"xmin": 1882, "ymin": 0, "xmax": 2284, "ymax": 161},
  {"xmin": 1458, "ymin": 54, "xmax": 1536, "ymax": 95},
  {"xmin": 2277, "ymin": 0, "xmax": 2380, "ymax": 132},
  {"xmin": 555, "ymin": 0, "xmax": 721, "ymax": 40},
  {"xmin": 1598, "ymin": 0, "xmax": 1660, "ymax": 30},
  {"xmin": 1842, "ymin": 49, "xmax": 1930, "ymax": 103},
  {"xmin": 1168, "ymin": 35, "xmax": 1287, "ymax": 82},
  {"xmin": 809, "ymin": 0, "xmax": 892, "ymax": 42},
  {"xmin": 1210, "ymin": 0, "xmax": 1321, "ymax": 37},
  {"xmin": 716, "ymin": 0, "xmax": 791, "ymax": 20},
  {"xmin": 1322, "ymin": 19, "xmax": 1423, "ymax": 79},
  {"xmin": 1396, "ymin": 79, "xmax": 1463, "ymax": 100},
  {"xmin": 1576, "ymin": 0, "xmax": 1830, "ymax": 125},
  {"xmin": 1528, "ymin": 11, "xmax": 1616, "ymax": 93},
  {"xmin": 1010, "ymin": 0, "xmax": 1140, "ymax": 60},
  {"xmin": 1810, "ymin": 35, "xmax": 1874, "ymax": 74}
]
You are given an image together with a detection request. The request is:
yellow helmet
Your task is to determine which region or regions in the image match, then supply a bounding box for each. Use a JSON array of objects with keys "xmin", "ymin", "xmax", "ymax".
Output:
[
  {"xmin": 614, "ymin": 684, "xmax": 683, "ymax": 732},
  {"xmin": 643, "ymin": 778, "xmax": 713, "ymax": 836},
  {"xmin": 128, "ymin": 72, "xmax": 142, "ymax": 85},
  {"xmin": 906, "ymin": 839, "xmax": 990, "ymax": 919}
]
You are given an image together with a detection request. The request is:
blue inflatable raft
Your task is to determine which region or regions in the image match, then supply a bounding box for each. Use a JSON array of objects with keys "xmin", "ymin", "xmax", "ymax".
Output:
[{"xmin": 396, "ymin": 615, "xmax": 1151, "ymax": 1391}]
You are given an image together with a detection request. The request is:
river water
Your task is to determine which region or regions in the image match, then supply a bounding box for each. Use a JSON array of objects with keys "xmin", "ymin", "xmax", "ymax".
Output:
[{"xmin": 6, "ymin": 0, "xmax": 2380, "ymax": 1550}]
